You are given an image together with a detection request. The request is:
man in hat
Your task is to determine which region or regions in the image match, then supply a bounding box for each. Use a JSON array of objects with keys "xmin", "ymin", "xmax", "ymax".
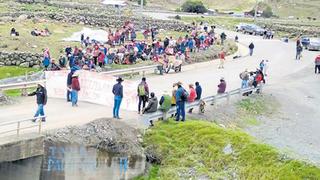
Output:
[
  {"xmin": 175, "ymin": 83, "xmax": 188, "ymax": 122},
  {"xmin": 112, "ymin": 77, "xmax": 124, "ymax": 119},
  {"xmin": 28, "ymin": 82, "xmax": 47, "ymax": 122},
  {"xmin": 71, "ymin": 71, "xmax": 80, "ymax": 107}
]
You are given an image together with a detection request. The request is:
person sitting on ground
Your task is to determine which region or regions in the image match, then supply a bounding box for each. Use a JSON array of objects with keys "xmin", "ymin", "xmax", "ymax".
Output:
[
  {"xmin": 142, "ymin": 92, "xmax": 158, "ymax": 114},
  {"xmin": 59, "ymin": 55, "xmax": 67, "ymax": 68},
  {"xmin": 217, "ymin": 78, "xmax": 226, "ymax": 94},
  {"xmin": 48, "ymin": 59, "xmax": 61, "ymax": 71}
]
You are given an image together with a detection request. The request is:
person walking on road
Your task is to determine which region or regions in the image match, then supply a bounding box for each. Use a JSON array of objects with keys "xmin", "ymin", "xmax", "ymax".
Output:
[
  {"xmin": 187, "ymin": 84, "xmax": 196, "ymax": 113},
  {"xmin": 137, "ymin": 77, "xmax": 149, "ymax": 114},
  {"xmin": 296, "ymin": 43, "xmax": 303, "ymax": 60},
  {"xmin": 217, "ymin": 78, "xmax": 226, "ymax": 94},
  {"xmin": 28, "ymin": 82, "xmax": 47, "ymax": 122},
  {"xmin": 175, "ymin": 83, "xmax": 188, "ymax": 122},
  {"xmin": 249, "ymin": 42, "xmax": 255, "ymax": 56},
  {"xmin": 315, "ymin": 55, "xmax": 320, "ymax": 74},
  {"xmin": 71, "ymin": 71, "xmax": 80, "ymax": 107},
  {"xmin": 112, "ymin": 77, "xmax": 124, "ymax": 119},
  {"xmin": 218, "ymin": 49, "xmax": 226, "ymax": 69}
]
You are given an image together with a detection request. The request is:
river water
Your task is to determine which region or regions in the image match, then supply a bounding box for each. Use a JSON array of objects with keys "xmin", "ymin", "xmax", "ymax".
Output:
[{"xmin": 0, "ymin": 142, "xmax": 146, "ymax": 180}]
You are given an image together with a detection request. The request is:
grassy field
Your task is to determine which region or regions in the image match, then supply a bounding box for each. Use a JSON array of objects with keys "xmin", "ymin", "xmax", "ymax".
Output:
[
  {"xmin": 136, "ymin": 120, "xmax": 320, "ymax": 179},
  {"xmin": 0, "ymin": 20, "xmax": 83, "ymax": 58},
  {"xmin": 0, "ymin": 66, "xmax": 40, "ymax": 80}
]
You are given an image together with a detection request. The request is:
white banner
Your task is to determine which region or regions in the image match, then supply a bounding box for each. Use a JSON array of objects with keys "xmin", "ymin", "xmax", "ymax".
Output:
[{"xmin": 45, "ymin": 70, "xmax": 138, "ymax": 111}]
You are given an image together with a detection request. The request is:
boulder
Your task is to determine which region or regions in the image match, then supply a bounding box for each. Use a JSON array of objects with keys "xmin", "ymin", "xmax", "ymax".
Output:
[{"xmin": 20, "ymin": 62, "xmax": 30, "ymax": 68}]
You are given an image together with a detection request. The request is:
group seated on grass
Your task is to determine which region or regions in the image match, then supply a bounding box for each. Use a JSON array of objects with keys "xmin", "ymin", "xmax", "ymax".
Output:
[
  {"xmin": 31, "ymin": 27, "xmax": 51, "ymax": 37},
  {"xmin": 43, "ymin": 21, "xmax": 223, "ymax": 72}
]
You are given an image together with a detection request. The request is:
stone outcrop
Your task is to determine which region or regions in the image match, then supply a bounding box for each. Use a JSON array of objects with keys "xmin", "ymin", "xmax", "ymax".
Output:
[{"xmin": 0, "ymin": 51, "xmax": 42, "ymax": 68}]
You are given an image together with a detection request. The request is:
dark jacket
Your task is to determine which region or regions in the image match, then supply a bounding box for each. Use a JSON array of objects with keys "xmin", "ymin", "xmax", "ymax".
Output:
[
  {"xmin": 217, "ymin": 81, "xmax": 226, "ymax": 94},
  {"xmin": 249, "ymin": 43, "xmax": 254, "ymax": 49},
  {"xmin": 195, "ymin": 85, "xmax": 202, "ymax": 100},
  {"xmin": 29, "ymin": 87, "xmax": 47, "ymax": 105},
  {"xmin": 67, "ymin": 72, "xmax": 73, "ymax": 86},
  {"xmin": 113, "ymin": 83, "xmax": 123, "ymax": 98},
  {"xmin": 144, "ymin": 97, "xmax": 158, "ymax": 113}
]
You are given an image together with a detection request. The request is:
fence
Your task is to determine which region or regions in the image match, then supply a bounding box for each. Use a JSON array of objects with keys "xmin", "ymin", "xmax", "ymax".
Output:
[
  {"xmin": 0, "ymin": 80, "xmax": 46, "ymax": 96},
  {"xmin": 101, "ymin": 65, "xmax": 158, "ymax": 77},
  {"xmin": 141, "ymin": 85, "xmax": 262, "ymax": 123},
  {"xmin": 0, "ymin": 116, "xmax": 45, "ymax": 137}
]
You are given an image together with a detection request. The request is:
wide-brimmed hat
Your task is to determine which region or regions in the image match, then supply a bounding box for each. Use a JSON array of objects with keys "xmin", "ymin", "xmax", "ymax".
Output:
[
  {"xmin": 38, "ymin": 82, "xmax": 45, "ymax": 87},
  {"xmin": 72, "ymin": 71, "xmax": 80, "ymax": 77},
  {"xmin": 116, "ymin": 77, "xmax": 124, "ymax": 82}
]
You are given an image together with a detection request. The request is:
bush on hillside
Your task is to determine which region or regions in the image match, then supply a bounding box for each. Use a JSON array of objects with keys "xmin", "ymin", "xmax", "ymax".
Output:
[{"xmin": 181, "ymin": 0, "xmax": 207, "ymax": 14}]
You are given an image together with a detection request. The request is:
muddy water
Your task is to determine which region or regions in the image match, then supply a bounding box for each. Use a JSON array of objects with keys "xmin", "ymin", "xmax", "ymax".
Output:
[{"xmin": 0, "ymin": 142, "xmax": 146, "ymax": 180}]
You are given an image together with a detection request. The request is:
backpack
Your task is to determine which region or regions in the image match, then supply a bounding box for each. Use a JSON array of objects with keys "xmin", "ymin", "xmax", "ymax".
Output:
[
  {"xmin": 181, "ymin": 89, "xmax": 189, "ymax": 102},
  {"xmin": 138, "ymin": 84, "xmax": 146, "ymax": 96}
]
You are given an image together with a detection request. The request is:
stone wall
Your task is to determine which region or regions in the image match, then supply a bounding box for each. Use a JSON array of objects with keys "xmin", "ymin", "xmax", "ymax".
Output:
[{"xmin": 0, "ymin": 51, "xmax": 42, "ymax": 68}]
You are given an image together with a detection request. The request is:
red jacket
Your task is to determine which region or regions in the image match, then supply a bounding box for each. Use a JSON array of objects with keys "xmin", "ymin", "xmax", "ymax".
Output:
[
  {"xmin": 98, "ymin": 53, "xmax": 105, "ymax": 63},
  {"xmin": 188, "ymin": 88, "xmax": 196, "ymax": 102},
  {"xmin": 71, "ymin": 77, "xmax": 80, "ymax": 91}
]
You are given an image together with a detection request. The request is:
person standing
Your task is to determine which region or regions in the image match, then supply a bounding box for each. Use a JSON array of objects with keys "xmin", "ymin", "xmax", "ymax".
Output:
[
  {"xmin": 28, "ymin": 83, "xmax": 47, "ymax": 122},
  {"xmin": 249, "ymin": 42, "xmax": 255, "ymax": 56},
  {"xmin": 296, "ymin": 43, "xmax": 303, "ymax": 60},
  {"xmin": 43, "ymin": 48, "xmax": 51, "ymax": 70},
  {"xmin": 71, "ymin": 71, "xmax": 80, "ymax": 107},
  {"xmin": 263, "ymin": 60, "xmax": 269, "ymax": 76},
  {"xmin": 195, "ymin": 82, "xmax": 202, "ymax": 100},
  {"xmin": 218, "ymin": 49, "xmax": 226, "ymax": 69},
  {"xmin": 112, "ymin": 77, "xmax": 124, "ymax": 119},
  {"xmin": 66, "ymin": 69, "xmax": 74, "ymax": 102},
  {"xmin": 137, "ymin": 77, "xmax": 149, "ymax": 114},
  {"xmin": 259, "ymin": 60, "xmax": 265, "ymax": 72},
  {"xmin": 240, "ymin": 69, "xmax": 249, "ymax": 89},
  {"xmin": 217, "ymin": 78, "xmax": 226, "ymax": 94},
  {"xmin": 220, "ymin": 32, "xmax": 227, "ymax": 45},
  {"xmin": 175, "ymin": 84, "xmax": 188, "ymax": 121},
  {"xmin": 187, "ymin": 84, "xmax": 196, "ymax": 113},
  {"xmin": 315, "ymin": 55, "xmax": 320, "ymax": 74}
]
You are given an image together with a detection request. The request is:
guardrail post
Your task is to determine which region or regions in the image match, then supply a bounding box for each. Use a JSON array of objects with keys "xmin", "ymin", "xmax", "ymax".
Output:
[
  {"xmin": 17, "ymin": 121, "xmax": 20, "ymax": 136},
  {"xmin": 227, "ymin": 92, "xmax": 231, "ymax": 104},
  {"xmin": 239, "ymin": 88, "xmax": 243, "ymax": 97},
  {"xmin": 163, "ymin": 112, "xmax": 168, "ymax": 121}
]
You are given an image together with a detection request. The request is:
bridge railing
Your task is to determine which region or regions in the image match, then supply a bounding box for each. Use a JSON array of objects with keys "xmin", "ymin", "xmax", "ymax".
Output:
[
  {"xmin": 141, "ymin": 85, "xmax": 263, "ymax": 123},
  {"xmin": 0, "ymin": 80, "xmax": 46, "ymax": 96},
  {"xmin": 101, "ymin": 65, "xmax": 159, "ymax": 77},
  {"xmin": 0, "ymin": 116, "xmax": 45, "ymax": 137}
]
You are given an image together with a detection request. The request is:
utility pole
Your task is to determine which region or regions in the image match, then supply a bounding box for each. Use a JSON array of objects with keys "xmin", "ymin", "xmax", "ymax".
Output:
[{"xmin": 140, "ymin": 0, "xmax": 144, "ymax": 9}]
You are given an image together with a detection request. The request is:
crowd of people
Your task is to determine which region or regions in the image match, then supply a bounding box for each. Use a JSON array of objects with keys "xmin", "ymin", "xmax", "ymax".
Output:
[{"xmin": 41, "ymin": 21, "xmax": 229, "ymax": 73}]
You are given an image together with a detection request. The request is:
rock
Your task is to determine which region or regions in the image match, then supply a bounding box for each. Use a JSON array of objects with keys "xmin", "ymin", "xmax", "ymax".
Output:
[
  {"xmin": 17, "ymin": 14, "xmax": 28, "ymax": 22},
  {"xmin": 20, "ymin": 62, "xmax": 30, "ymax": 68},
  {"xmin": 223, "ymin": 143, "xmax": 233, "ymax": 155}
]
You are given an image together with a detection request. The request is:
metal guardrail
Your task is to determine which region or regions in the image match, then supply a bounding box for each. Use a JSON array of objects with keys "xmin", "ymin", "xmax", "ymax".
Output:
[
  {"xmin": 0, "ymin": 116, "xmax": 45, "ymax": 137},
  {"xmin": 142, "ymin": 85, "xmax": 262, "ymax": 122},
  {"xmin": 101, "ymin": 65, "xmax": 158, "ymax": 77}
]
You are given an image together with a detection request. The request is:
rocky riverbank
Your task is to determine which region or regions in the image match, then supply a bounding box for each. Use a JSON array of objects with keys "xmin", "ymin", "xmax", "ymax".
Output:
[{"xmin": 45, "ymin": 118, "xmax": 144, "ymax": 156}]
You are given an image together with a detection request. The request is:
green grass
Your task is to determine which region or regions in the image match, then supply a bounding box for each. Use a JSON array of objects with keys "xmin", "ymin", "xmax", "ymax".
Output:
[
  {"xmin": 138, "ymin": 120, "xmax": 320, "ymax": 179},
  {"xmin": 0, "ymin": 20, "xmax": 82, "ymax": 58},
  {"xmin": 3, "ymin": 88, "xmax": 36, "ymax": 97},
  {"xmin": 0, "ymin": 66, "xmax": 40, "ymax": 80}
]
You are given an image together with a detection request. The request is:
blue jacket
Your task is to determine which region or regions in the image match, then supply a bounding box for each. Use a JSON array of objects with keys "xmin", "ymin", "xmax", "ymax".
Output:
[
  {"xmin": 112, "ymin": 83, "xmax": 123, "ymax": 98},
  {"xmin": 176, "ymin": 87, "xmax": 186, "ymax": 102},
  {"xmin": 195, "ymin": 85, "xmax": 202, "ymax": 100}
]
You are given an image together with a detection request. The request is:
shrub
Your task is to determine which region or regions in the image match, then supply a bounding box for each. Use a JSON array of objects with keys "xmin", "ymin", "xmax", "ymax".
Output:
[
  {"xmin": 174, "ymin": 15, "xmax": 181, "ymax": 20},
  {"xmin": 181, "ymin": 0, "xmax": 207, "ymax": 14}
]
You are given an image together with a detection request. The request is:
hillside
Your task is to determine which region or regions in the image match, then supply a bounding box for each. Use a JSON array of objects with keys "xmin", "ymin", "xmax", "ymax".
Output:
[{"xmin": 146, "ymin": 0, "xmax": 320, "ymax": 19}]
